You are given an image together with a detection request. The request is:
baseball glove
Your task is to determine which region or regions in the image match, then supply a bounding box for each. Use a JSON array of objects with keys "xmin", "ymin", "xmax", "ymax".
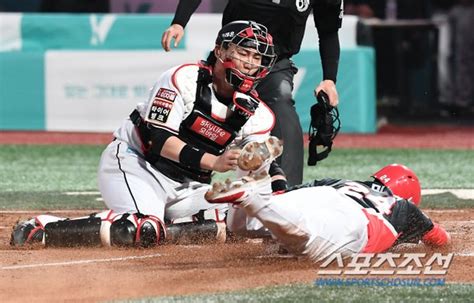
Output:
[{"xmin": 307, "ymin": 91, "xmax": 341, "ymax": 166}]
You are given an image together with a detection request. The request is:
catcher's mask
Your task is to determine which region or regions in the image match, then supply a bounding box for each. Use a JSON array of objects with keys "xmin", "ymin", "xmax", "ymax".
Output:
[
  {"xmin": 215, "ymin": 20, "xmax": 276, "ymax": 93},
  {"xmin": 307, "ymin": 91, "xmax": 340, "ymax": 166},
  {"xmin": 372, "ymin": 164, "xmax": 421, "ymax": 205}
]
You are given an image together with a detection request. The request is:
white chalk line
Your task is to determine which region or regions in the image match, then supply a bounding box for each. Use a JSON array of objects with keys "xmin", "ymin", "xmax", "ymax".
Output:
[
  {"xmin": 448, "ymin": 220, "xmax": 474, "ymax": 224},
  {"xmin": 64, "ymin": 191, "xmax": 100, "ymax": 195},
  {"xmin": 0, "ymin": 209, "xmax": 102, "ymax": 214},
  {"xmin": 455, "ymin": 252, "xmax": 474, "ymax": 257},
  {"xmin": 0, "ymin": 253, "xmax": 163, "ymax": 270},
  {"xmin": 422, "ymin": 189, "xmax": 474, "ymax": 200},
  {"xmin": 255, "ymin": 254, "xmax": 300, "ymax": 259},
  {"xmin": 425, "ymin": 209, "xmax": 469, "ymax": 213}
]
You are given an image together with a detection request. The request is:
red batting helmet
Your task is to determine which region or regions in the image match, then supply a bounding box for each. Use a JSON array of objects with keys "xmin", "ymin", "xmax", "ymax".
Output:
[{"xmin": 372, "ymin": 164, "xmax": 421, "ymax": 205}]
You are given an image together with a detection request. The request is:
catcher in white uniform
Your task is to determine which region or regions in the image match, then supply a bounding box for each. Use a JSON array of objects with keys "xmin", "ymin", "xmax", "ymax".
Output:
[
  {"xmin": 11, "ymin": 20, "xmax": 286, "ymax": 248},
  {"xmin": 205, "ymin": 164, "xmax": 451, "ymax": 261}
]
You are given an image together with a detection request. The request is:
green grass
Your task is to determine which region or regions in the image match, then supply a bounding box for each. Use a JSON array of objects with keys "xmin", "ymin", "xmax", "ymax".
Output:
[
  {"xmin": 0, "ymin": 191, "xmax": 103, "ymax": 210},
  {"xmin": 0, "ymin": 145, "xmax": 472, "ymax": 209},
  {"xmin": 422, "ymin": 192, "xmax": 474, "ymax": 209},
  {"xmin": 0, "ymin": 145, "xmax": 104, "ymax": 192},
  {"xmin": 126, "ymin": 283, "xmax": 474, "ymax": 303},
  {"xmin": 300, "ymin": 149, "xmax": 474, "ymax": 189}
]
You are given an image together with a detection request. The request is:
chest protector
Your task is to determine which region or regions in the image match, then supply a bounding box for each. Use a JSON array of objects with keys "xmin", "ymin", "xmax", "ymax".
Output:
[
  {"xmin": 154, "ymin": 63, "xmax": 259, "ymax": 183},
  {"xmin": 179, "ymin": 63, "xmax": 258, "ymax": 155}
]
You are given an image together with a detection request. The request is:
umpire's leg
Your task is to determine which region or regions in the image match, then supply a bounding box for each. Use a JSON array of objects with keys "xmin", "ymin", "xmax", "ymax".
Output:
[{"xmin": 256, "ymin": 59, "xmax": 303, "ymax": 186}]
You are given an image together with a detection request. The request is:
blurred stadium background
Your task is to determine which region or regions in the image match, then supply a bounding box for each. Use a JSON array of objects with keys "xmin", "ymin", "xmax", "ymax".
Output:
[{"xmin": 1, "ymin": 0, "xmax": 473, "ymax": 133}]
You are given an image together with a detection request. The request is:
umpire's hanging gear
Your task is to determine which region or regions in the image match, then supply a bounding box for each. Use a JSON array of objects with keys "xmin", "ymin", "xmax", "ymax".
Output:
[{"xmin": 307, "ymin": 91, "xmax": 340, "ymax": 166}]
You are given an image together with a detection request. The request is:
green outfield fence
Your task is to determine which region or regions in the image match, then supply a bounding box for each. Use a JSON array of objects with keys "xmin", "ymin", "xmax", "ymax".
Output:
[{"xmin": 0, "ymin": 13, "xmax": 376, "ymax": 133}]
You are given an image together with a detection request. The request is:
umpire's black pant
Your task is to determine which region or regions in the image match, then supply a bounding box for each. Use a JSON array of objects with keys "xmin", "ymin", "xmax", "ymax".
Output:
[{"xmin": 256, "ymin": 58, "xmax": 303, "ymax": 186}]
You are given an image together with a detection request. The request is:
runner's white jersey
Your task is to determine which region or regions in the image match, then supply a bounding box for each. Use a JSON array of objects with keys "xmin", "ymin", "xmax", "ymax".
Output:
[
  {"xmin": 269, "ymin": 186, "xmax": 370, "ymax": 261},
  {"xmin": 291, "ymin": 179, "xmax": 399, "ymax": 215},
  {"xmin": 113, "ymin": 64, "xmax": 275, "ymax": 155}
]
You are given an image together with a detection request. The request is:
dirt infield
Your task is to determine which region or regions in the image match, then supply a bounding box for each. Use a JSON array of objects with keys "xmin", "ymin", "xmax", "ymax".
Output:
[{"xmin": 0, "ymin": 209, "xmax": 473, "ymax": 302}]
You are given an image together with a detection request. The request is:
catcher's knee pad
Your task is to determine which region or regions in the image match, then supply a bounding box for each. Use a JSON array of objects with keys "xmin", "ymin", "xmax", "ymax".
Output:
[
  {"xmin": 104, "ymin": 213, "xmax": 165, "ymax": 248},
  {"xmin": 109, "ymin": 214, "xmax": 136, "ymax": 246}
]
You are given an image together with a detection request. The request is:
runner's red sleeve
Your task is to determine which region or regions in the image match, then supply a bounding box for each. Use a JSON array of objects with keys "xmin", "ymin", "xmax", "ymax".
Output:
[{"xmin": 422, "ymin": 223, "xmax": 451, "ymax": 247}]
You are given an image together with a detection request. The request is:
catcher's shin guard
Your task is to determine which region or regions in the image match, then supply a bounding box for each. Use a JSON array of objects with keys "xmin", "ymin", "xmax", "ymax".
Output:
[
  {"xmin": 45, "ymin": 216, "xmax": 102, "ymax": 247},
  {"xmin": 165, "ymin": 219, "xmax": 227, "ymax": 244},
  {"xmin": 44, "ymin": 211, "xmax": 165, "ymax": 248}
]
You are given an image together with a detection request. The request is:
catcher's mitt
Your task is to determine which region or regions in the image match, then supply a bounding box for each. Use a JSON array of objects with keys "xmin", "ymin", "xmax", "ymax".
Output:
[{"xmin": 307, "ymin": 91, "xmax": 341, "ymax": 166}]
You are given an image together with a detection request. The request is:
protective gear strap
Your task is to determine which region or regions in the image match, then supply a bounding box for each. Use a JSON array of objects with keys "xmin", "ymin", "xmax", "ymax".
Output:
[
  {"xmin": 195, "ymin": 62, "xmax": 213, "ymax": 113},
  {"xmin": 232, "ymin": 92, "xmax": 258, "ymax": 116},
  {"xmin": 179, "ymin": 144, "xmax": 205, "ymax": 169},
  {"xmin": 109, "ymin": 213, "xmax": 164, "ymax": 247},
  {"xmin": 149, "ymin": 127, "xmax": 175, "ymax": 160},
  {"xmin": 307, "ymin": 137, "xmax": 333, "ymax": 166},
  {"xmin": 44, "ymin": 215, "xmax": 102, "ymax": 247},
  {"xmin": 130, "ymin": 109, "xmax": 175, "ymax": 158},
  {"xmin": 130, "ymin": 109, "xmax": 150, "ymax": 145}
]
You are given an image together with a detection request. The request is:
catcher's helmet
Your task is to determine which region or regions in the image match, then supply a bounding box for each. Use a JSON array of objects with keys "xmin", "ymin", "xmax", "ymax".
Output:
[
  {"xmin": 216, "ymin": 20, "xmax": 276, "ymax": 93},
  {"xmin": 372, "ymin": 164, "xmax": 421, "ymax": 205}
]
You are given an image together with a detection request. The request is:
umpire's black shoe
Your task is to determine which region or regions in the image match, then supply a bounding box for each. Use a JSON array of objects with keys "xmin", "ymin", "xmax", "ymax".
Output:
[{"xmin": 10, "ymin": 219, "xmax": 44, "ymax": 246}]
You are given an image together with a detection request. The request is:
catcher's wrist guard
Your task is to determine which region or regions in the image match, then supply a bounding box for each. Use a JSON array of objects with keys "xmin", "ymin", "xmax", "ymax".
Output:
[{"xmin": 307, "ymin": 91, "xmax": 341, "ymax": 166}]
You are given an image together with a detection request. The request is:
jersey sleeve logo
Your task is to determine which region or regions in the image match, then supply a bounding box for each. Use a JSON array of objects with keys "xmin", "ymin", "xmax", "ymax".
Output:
[
  {"xmin": 156, "ymin": 88, "xmax": 177, "ymax": 102},
  {"xmin": 147, "ymin": 88, "xmax": 177, "ymax": 123}
]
